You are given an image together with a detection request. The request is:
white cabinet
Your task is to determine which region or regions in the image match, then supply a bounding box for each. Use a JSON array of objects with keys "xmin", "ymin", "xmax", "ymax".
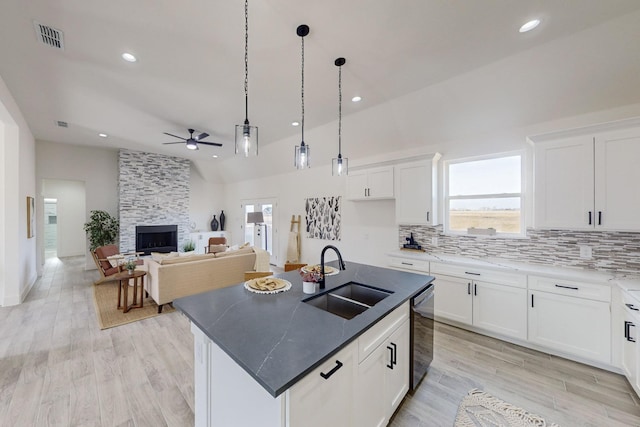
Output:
[
  {"xmin": 288, "ymin": 344, "xmax": 355, "ymax": 427},
  {"xmin": 347, "ymin": 166, "xmax": 394, "ymax": 200},
  {"xmin": 528, "ymin": 275, "xmax": 611, "ymax": 364},
  {"xmin": 431, "ymin": 263, "xmax": 527, "ymax": 340},
  {"xmin": 533, "ymin": 126, "xmax": 640, "ymax": 230},
  {"xmin": 355, "ymin": 305, "xmax": 410, "ymax": 427},
  {"xmin": 394, "ymin": 155, "xmax": 440, "ymax": 225}
]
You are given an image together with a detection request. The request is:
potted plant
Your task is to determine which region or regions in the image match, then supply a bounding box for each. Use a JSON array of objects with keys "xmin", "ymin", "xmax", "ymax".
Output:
[
  {"xmin": 122, "ymin": 258, "xmax": 138, "ymax": 275},
  {"xmin": 300, "ymin": 269, "xmax": 323, "ymax": 294},
  {"xmin": 182, "ymin": 240, "xmax": 196, "ymax": 252},
  {"xmin": 83, "ymin": 210, "xmax": 119, "ymax": 251}
]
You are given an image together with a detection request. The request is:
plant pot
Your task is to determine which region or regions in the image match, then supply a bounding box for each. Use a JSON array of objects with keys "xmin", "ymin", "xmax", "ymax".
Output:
[
  {"xmin": 127, "ymin": 269, "xmax": 135, "ymax": 275},
  {"xmin": 303, "ymin": 281, "xmax": 317, "ymax": 294}
]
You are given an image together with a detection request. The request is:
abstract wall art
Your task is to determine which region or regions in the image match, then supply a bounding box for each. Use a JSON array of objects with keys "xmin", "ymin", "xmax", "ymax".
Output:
[{"xmin": 305, "ymin": 196, "xmax": 341, "ymax": 240}]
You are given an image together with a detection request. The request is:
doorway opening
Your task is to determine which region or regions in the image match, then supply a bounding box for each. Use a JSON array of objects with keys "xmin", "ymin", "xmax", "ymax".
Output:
[
  {"xmin": 43, "ymin": 198, "xmax": 58, "ymax": 259},
  {"xmin": 242, "ymin": 198, "xmax": 278, "ymax": 265}
]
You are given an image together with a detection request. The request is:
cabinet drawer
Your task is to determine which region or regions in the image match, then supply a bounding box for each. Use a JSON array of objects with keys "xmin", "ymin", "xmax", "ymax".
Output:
[
  {"xmin": 528, "ymin": 275, "xmax": 611, "ymax": 302},
  {"xmin": 358, "ymin": 302, "xmax": 409, "ymax": 363},
  {"xmin": 430, "ymin": 262, "xmax": 526, "ymax": 288},
  {"xmin": 388, "ymin": 256, "xmax": 429, "ymax": 273}
]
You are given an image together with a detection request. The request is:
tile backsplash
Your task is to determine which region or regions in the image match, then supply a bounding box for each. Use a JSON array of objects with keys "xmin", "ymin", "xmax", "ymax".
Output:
[{"xmin": 399, "ymin": 225, "xmax": 640, "ymax": 274}]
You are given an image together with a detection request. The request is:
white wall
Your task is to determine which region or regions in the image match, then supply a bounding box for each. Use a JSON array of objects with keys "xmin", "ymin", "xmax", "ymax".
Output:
[
  {"xmin": 42, "ymin": 179, "xmax": 86, "ymax": 257},
  {"xmin": 189, "ymin": 164, "xmax": 225, "ymax": 232},
  {"xmin": 0, "ymin": 74, "xmax": 37, "ymax": 306}
]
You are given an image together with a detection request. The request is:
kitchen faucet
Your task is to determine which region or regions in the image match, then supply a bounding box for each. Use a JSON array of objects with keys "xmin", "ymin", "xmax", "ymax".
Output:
[{"xmin": 319, "ymin": 245, "xmax": 347, "ymax": 289}]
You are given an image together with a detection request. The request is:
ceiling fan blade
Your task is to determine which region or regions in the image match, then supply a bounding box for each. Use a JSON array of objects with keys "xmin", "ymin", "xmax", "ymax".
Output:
[
  {"xmin": 198, "ymin": 141, "xmax": 223, "ymax": 147},
  {"xmin": 196, "ymin": 132, "xmax": 209, "ymax": 141},
  {"xmin": 163, "ymin": 141, "xmax": 186, "ymax": 145},
  {"xmin": 163, "ymin": 132, "xmax": 187, "ymax": 140}
]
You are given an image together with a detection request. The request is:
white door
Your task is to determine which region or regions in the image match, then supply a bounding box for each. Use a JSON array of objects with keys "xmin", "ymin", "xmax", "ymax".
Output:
[
  {"xmin": 395, "ymin": 161, "xmax": 432, "ymax": 225},
  {"xmin": 534, "ymin": 136, "xmax": 594, "ymax": 229},
  {"xmin": 433, "ymin": 274, "xmax": 473, "ymax": 325},
  {"xmin": 473, "ymin": 281, "xmax": 527, "ymax": 340},
  {"xmin": 355, "ymin": 344, "xmax": 387, "ymax": 427},
  {"xmin": 386, "ymin": 319, "xmax": 410, "ymax": 416},
  {"xmin": 242, "ymin": 199, "xmax": 278, "ymax": 265},
  {"xmin": 594, "ymin": 128, "xmax": 640, "ymax": 231}
]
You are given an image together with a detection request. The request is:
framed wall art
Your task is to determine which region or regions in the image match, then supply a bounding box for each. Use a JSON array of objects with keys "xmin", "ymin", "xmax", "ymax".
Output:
[
  {"xmin": 27, "ymin": 196, "xmax": 35, "ymax": 238},
  {"xmin": 305, "ymin": 196, "xmax": 341, "ymax": 240}
]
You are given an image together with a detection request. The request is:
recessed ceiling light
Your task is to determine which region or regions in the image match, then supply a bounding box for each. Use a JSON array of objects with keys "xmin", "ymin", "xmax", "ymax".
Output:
[
  {"xmin": 98, "ymin": 133, "xmax": 108, "ymax": 138},
  {"xmin": 121, "ymin": 52, "xmax": 137, "ymax": 62},
  {"xmin": 352, "ymin": 96, "xmax": 362, "ymax": 102},
  {"xmin": 291, "ymin": 121, "xmax": 300, "ymax": 126},
  {"xmin": 519, "ymin": 19, "xmax": 540, "ymax": 33},
  {"xmin": 212, "ymin": 155, "xmax": 218, "ymax": 158}
]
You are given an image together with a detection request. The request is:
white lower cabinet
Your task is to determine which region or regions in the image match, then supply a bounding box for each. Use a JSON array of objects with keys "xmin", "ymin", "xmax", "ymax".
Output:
[
  {"xmin": 288, "ymin": 344, "xmax": 356, "ymax": 427},
  {"xmin": 528, "ymin": 275, "xmax": 611, "ymax": 364},
  {"xmin": 355, "ymin": 318, "xmax": 410, "ymax": 427},
  {"xmin": 431, "ymin": 264, "xmax": 527, "ymax": 340},
  {"xmin": 619, "ymin": 291, "xmax": 640, "ymax": 397}
]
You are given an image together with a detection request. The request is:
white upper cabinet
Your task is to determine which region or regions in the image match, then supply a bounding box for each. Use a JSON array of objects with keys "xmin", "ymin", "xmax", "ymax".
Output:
[
  {"xmin": 533, "ymin": 125, "xmax": 640, "ymax": 231},
  {"xmin": 394, "ymin": 154, "xmax": 440, "ymax": 225},
  {"xmin": 346, "ymin": 166, "xmax": 394, "ymax": 200}
]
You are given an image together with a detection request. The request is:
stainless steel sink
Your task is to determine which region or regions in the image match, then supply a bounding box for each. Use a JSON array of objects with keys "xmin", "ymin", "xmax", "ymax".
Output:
[{"xmin": 303, "ymin": 282, "xmax": 393, "ymax": 320}]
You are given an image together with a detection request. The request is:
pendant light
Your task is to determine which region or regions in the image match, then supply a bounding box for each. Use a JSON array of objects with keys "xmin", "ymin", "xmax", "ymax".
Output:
[
  {"xmin": 235, "ymin": 0, "xmax": 258, "ymax": 157},
  {"xmin": 332, "ymin": 57, "xmax": 348, "ymax": 176},
  {"xmin": 294, "ymin": 24, "xmax": 310, "ymax": 169}
]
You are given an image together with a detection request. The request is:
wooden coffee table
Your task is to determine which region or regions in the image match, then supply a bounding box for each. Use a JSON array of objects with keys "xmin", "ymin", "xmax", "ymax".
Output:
[{"xmin": 113, "ymin": 270, "xmax": 147, "ymax": 313}]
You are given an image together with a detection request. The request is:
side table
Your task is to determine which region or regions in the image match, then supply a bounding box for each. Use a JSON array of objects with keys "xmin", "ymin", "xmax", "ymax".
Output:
[{"xmin": 113, "ymin": 270, "xmax": 147, "ymax": 313}]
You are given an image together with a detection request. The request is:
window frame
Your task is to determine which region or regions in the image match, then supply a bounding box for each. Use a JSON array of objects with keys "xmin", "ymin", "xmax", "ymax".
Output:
[{"xmin": 444, "ymin": 151, "xmax": 526, "ymax": 237}]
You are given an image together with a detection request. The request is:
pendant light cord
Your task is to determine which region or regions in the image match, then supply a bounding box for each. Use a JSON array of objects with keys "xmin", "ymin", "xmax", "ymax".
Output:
[
  {"xmin": 244, "ymin": 0, "xmax": 249, "ymax": 122},
  {"xmin": 301, "ymin": 35, "xmax": 305, "ymax": 144},
  {"xmin": 338, "ymin": 64, "xmax": 342, "ymax": 156}
]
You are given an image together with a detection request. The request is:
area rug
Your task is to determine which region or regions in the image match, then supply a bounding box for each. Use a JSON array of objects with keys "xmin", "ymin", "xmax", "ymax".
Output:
[
  {"xmin": 93, "ymin": 281, "xmax": 175, "ymax": 330},
  {"xmin": 455, "ymin": 389, "xmax": 560, "ymax": 427}
]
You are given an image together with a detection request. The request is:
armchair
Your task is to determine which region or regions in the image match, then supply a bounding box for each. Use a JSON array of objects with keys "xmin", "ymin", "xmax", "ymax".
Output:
[
  {"xmin": 204, "ymin": 237, "xmax": 228, "ymax": 253},
  {"xmin": 92, "ymin": 244, "xmax": 143, "ymax": 285}
]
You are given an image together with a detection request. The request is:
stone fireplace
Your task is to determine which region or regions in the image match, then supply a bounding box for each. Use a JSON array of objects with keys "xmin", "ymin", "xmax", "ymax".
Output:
[{"xmin": 136, "ymin": 225, "xmax": 178, "ymax": 255}]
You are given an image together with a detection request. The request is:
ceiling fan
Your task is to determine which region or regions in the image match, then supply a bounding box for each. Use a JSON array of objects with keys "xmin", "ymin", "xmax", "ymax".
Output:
[{"xmin": 163, "ymin": 128, "xmax": 223, "ymax": 150}]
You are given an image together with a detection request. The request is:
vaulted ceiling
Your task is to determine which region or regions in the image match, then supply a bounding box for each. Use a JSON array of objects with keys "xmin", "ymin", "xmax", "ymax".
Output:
[{"xmin": 2, "ymin": 1, "xmax": 640, "ymax": 182}]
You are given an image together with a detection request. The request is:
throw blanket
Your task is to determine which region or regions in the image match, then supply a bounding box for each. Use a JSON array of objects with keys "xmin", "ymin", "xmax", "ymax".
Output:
[
  {"xmin": 286, "ymin": 231, "xmax": 300, "ymax": 263},
  {"xmin": 253, "ymin": 246, "xmax": 271, "ymax": 272}
]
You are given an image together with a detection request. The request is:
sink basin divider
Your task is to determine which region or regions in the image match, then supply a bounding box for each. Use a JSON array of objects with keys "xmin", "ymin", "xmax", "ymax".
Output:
[{"xmin": 328, "ymin": 292, "xmax": 372, "ymax": 309}]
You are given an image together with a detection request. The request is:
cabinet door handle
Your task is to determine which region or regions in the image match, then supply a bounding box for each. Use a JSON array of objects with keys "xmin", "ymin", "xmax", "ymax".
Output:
[
  {"xmin": 465, "ymin": 271, "xmax": 481, "ymax": 276},
  {"xmin": 426, "ymin": 211, "xmax": 430, "ymax": 222},
  {"xmin": 386, "ymin": 346, "xmax": 394, "ymax": 369},
  {"xmin": 625, "ymin": 321, "xmax": 630, "ymax": 339},
  {"xmin": 468, "ymin": 283, "xmax": 471, "ymax": 295},
  {"xmin": 401, "ymin": 262, "xmax": 414, "ymax": 266},
  {"xmin": 598, "ymin": 211, "xmax": 602, "ymax": 225},
  {"xmin": 588, "ymin": 211, "xmax": 592, "ymax": 225},
  {"xmin": 531, "ymin": 294, "xmax": 534, "ymax": 308},
  {"xmin": 626, "ymin": 303, "xmax": 639, "ymax": 311},
  {"xmin": 391, "ymin": 342, "xmax": 397, "ymax": 366},
  {"xmin": 554, "ymin": 284, "xmax": 579, "ymax": 291},
  {"xmin": 320, "ymin": 360, "xmax": 343, "ymax": 379},
  {"xmin": 474, "ymin": 284, "xmax": 477, "ymax": 296},
  {"xmin": 626, "ymin": 322, "xmax": 637, "ymax": 343}
]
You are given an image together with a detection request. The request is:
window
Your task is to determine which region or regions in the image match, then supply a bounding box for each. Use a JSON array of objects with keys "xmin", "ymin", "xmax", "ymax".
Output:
[{"xmin": 445, "ymin": 153, "xmax": 523, "ymax": 235}]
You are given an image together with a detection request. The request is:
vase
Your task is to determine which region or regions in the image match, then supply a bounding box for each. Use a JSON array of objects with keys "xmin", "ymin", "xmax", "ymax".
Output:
[
  {"xmin": 219, "ymin": 210, "xmax": 226, "ymax": 231},
  {"xmin": 211, "ymin": 215, "xmax": 219, "ymax": 231},
  {"xmin": 303, "ymin": 281, "xmax": 317, "ymax": 294}
]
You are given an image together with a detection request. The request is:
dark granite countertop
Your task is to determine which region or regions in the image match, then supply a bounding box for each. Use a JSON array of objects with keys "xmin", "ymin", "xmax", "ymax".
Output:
[{"xmin": 173, "ymin": 261, "xmax": 434, "ymax": 397}]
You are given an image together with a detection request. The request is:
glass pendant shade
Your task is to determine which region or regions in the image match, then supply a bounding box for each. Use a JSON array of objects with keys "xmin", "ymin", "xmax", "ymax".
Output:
[
  {"xmin": 294, "ymin": 142, "xmax": 310, "ymax": 169},
  {"xmin": 332, "ymin": 155, "xmax": 348, "ymax": 176},
  {"xmin": 235, "ymin": 121, "xmax": 258, "ymax": 157}
]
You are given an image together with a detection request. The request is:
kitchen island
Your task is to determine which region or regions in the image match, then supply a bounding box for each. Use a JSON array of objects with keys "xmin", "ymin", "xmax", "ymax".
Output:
[{"xmin": 174, "ymin": 261, "xmax": 433, "ymax": 427}]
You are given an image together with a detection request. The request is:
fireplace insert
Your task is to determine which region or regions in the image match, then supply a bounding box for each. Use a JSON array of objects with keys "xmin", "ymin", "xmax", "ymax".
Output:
[{"xmin": 136, "ymin": 225, "xmax": 178, "ymax": 255}]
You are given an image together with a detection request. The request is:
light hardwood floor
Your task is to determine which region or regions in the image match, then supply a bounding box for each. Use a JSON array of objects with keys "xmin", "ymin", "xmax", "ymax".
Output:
[{"xmin": 1, "ymin": 256, "xmax": 640, "ymax": 426}]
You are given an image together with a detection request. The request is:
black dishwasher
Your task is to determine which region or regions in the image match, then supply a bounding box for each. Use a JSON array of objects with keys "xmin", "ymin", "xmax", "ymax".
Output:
[{"xmin": 410, "ymin": 283, "xmax": 434, "ymax": 391}]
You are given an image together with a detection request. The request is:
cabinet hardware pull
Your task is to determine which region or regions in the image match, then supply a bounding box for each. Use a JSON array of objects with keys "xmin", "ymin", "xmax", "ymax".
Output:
[
  {"xmin": 625, "ymin": 321, "xmax": 630, "ymax": 339},
  {"xmin": 627, "ymin": 322, "xmax": 637, "ymax": 343},
  {"xmin": 386, "ymin": 346, "xmax": 394, "ymax": 369},
  {"xmin": 468, "ymin": 283, "xmax": 471, "ymax": 295},
  {"xmin": 465, "ymin": 271, "xmax": 481, "ymax": 276},
  {"xmin": 426, "ymin": 211, "xmax": 430, "ymax": 222},
  {"xmin": 474, "ymin": 284, "xmax": 477, "ymax": 296},
  {"xmin": 531, "ymin": 294, "xmax": 534, "ymax": 308},
  {"xmin": 554, "ymin": 284, "xmax": 579, "ymax": 291},
  {"xmin": 588, "ymin": 211, "xmax": 592, "ymax": 225},
  {"xmin": 320, "ymin": 360, "xmax": 343, "ymax": 379},
  {"xmin": 390, "ymin": 342, "xmax": 397, "ymax": 366},
  {"xmin": 626, "ymin": 303, "xmax": 639, "ymax": 311},
  {"xmin": 401, "ymin": 262, "xmax": 414, "ymax": 266},
  {"xmin": 598, "ymin": 211, "xmax": 602, "ymax": 225}
]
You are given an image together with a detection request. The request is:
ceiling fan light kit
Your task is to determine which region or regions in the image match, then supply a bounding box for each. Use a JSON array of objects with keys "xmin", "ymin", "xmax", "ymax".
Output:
[
  {"xmin": 163, "ymin": 128, "xmax": 222, "ymax": 150},
  {"xmin": 332, "ymin": 57, "xmax": 348, "ymax": 176},
  {"xmin": 235, "ymin": 0, "xmax": 259, "ymax": 157},
  {"xmin": 294, "ymin": 24, "xmax": 310, "ymax": 170}
]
